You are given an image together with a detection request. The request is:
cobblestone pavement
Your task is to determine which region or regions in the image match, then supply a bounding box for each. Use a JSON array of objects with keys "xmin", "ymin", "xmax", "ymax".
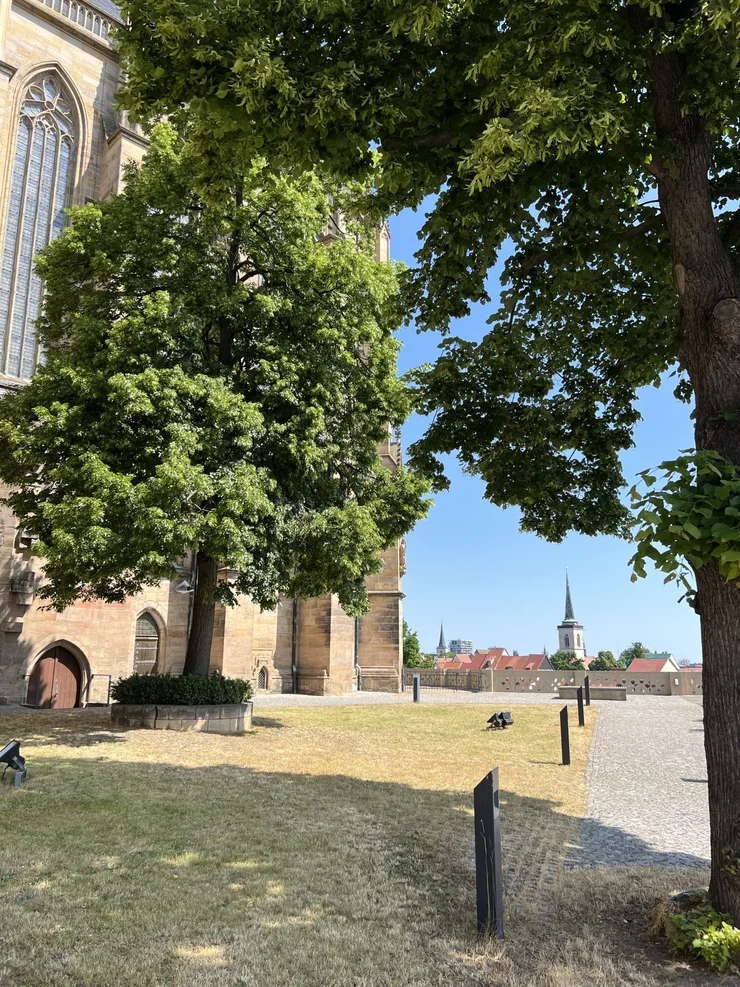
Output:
[{"xmin": 569, "ymin": 695, "xmax": 710, "ymax": 869}]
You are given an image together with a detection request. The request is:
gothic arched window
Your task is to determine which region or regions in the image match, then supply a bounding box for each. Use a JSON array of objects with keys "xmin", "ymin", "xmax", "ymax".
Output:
[
  {"xmin": 564, "ymin": 634, "xmax": 570, "ymax": 648},
  {"xmin": 0, "ymin": 75, "xmax": 77, "ymax": 380},
  {"xmin": 258, "ymin": 666, "xmax": 268, "ymax": 690},
  {"xmin": 134, "ymin": 612, "xmax": 160, "ymax": 675},
  {"xmin": 577, "ymin": 634, "xmax": 582, "ymax": 648}
]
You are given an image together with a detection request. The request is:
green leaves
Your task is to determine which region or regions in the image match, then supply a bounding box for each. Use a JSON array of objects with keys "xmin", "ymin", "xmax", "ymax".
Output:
[
  {"xmin": 629, "ymin": 451, "xmax": 740, "ymax": 598},
  {"xmin": 0, "ymin": 124, "xmax": 430, "ymax": 614},
  {"xmin": 111, "ymin": 670, "xmax": 252, "ymax": 705}
]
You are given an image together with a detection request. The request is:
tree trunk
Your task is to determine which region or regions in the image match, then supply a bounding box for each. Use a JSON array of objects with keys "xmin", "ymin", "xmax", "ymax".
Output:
[
  {"xmin": 695, "ymin": 563, "xmax": 740, "ymax": 918},
  {"xmin": 183, "ymin": 551, "xmax": 219, "ymax": 677},
  {"xmin": 643, "ymin": 45, "xmax": 740, "ymax": 920}
]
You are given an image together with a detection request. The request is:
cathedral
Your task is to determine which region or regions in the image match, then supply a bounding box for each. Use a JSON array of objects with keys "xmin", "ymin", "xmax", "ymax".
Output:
[{"xmin": 0, "ymin": 0, "xmax": 404, "ymax": 705}]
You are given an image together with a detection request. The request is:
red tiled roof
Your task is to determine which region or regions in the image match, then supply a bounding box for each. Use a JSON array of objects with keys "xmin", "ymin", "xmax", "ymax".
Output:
[
  {"xmin": 466, "ymin": 653, "xmax": 495, "ymax": 671},
  {"xmin": 493, "ymin": 653, "xmax": 550, "ymax": 671},
  {"xmin": 626, "ymin": 657, "xmax": 675, "ymax": 672}
]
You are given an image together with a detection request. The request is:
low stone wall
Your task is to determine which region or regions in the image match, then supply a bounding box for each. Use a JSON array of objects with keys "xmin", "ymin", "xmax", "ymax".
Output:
[
  {"xmin": 111, "ymin": 702, "xmax": 253, "ymax": 734},
  {"xmin": 486, "ymin": 669, "xmax": 703, "ymax": 697},
  {"xmin": 405, "ymin": 667, "xmax": 703, "ymax": 697},
  {"xmin": 559, "ymin": 685, "xmax": 626, "ymax": 701}
]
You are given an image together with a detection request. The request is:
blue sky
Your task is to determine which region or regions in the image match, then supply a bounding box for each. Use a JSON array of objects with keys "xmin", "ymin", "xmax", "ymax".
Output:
[{"xmin": 389, "ymin": 206, "xmax": 702, "ymax": 662}]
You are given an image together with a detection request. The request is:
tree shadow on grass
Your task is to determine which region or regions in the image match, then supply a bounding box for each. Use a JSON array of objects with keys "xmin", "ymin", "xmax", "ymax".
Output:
[{"xmin": 0, "ymin": 717, "xmax": 728, "ymax": 987}]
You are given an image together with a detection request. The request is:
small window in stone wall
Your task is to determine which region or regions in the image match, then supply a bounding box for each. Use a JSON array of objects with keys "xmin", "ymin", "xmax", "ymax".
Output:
[
  {"xmin": 134, "ymin": 612, "xmax": 160, "ymax": 675},
  {"xmin": 258, "ymin": 666, "xmax": 268, "ymax": 690}
]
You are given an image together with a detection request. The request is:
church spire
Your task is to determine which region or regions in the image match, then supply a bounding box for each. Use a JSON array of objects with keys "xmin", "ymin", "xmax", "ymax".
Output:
[
  {"xmin": 437, "ymin": 622, "xmax": 446, "ymax": 654},
  {"xmin": 564, "ymin": 571, "xmax": 576, "ymax": 623}
]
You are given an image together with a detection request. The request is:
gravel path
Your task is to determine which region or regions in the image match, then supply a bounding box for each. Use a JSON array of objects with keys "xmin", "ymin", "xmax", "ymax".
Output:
[
  {"xmin": 570, "ymin": 695, "xmax": 710, "ymax": 869},
  {"xmin": 253, "ymin": 688, "xmax": 561, "ymax": 709}
]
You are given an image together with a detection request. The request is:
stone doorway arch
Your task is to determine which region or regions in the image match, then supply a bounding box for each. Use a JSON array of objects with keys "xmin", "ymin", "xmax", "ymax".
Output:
[{"xmin": 27, "ymin": 646, "xmax": 82, "ymax": 708}]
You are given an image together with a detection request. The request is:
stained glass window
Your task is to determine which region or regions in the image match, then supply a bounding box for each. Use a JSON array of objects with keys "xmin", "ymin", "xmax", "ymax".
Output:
[{"xmin": 0, "ymin": 75, "xmax": 77, "ymax": 379}]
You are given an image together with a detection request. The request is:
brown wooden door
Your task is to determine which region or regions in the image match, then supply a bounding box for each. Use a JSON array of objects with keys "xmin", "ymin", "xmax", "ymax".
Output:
[{"xmin": 29, "ymin": 648, "xmax": 81, "ymax": 709}]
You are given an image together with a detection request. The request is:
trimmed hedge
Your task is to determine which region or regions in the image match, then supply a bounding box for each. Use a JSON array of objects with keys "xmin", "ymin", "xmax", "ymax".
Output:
[{"xmin": 111, "ymin": 671, "xmax": 252, "ymax": 706}]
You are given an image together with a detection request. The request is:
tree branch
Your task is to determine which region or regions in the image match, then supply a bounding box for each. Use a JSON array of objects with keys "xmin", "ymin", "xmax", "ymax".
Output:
[
  {"xmin": 519, "ymin": 216, "xmax": 662, "ymax": 275},
  {"xmin": 382, "ymin": 128, "xmax": 464, "ymax": 152}
]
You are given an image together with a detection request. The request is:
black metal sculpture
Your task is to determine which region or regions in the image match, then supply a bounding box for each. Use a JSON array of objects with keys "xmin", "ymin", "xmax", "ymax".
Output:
[
  {"xmin": 0, "ymin": 740, "xmax": 27, "ymax": 787},
  {"xmin": 486, "ymin": 712, "xmax": 514, "ymax": 730}
]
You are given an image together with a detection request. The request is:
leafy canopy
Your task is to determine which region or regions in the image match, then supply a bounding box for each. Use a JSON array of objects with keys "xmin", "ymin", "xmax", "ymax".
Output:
[
  {"xmin": 550, "ymin": 650, "xmax": 585, "ymax": 671},
  {"xmin": 619, "ymin": 642, "xmax": 650, "ymax": 667},
  {"xmin": 111, "ymin": 0, "xmax": 740, "ymax": 543},
  {"xmin": 0, "ymin": 125, "xmax": 429, "ymax": 613},
  {"xmin": 589, "ymin": 650, "xmax": 619, "ymax": 670},
  {"xmin": 402, "ymin": 620, "xmax": 422, "ymax": 667}
]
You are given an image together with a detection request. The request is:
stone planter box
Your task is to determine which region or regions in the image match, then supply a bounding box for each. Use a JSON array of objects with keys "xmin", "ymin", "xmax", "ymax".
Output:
[
  {"xmin": 559, "ymin": 685, "xmax": 627, "ymax": 701},
  {"xmin": 111, "ymin": 701, "xmax": 253, "ymax": 734}
]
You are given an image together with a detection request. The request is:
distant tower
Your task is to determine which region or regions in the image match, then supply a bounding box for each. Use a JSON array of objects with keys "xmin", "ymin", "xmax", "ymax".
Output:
[
  {"xmin": 557, "ymin": 572, "xmax": 586, "ymax": 661},
  {"xmin": 436, "ymin": 622, "xmax": 447, "ymax": 656}
]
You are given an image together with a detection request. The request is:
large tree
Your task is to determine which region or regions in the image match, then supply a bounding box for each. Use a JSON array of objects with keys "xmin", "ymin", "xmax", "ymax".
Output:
[
  {"xmin": 549, "ymin": 650, "xmax": 585, "ymax": 672},
  {"xmin": 117, "ymin": 0, "xmax": 740, "ymax": 917},
  {"xmin": 619, "ymin": 642, "xmax": 651, "ymax": 669},
  {"xmin": 0, "ymin": 125, "xmax": 429, "ymax": 676},
  {"xmin": 589, "ymin": 650, "xmax": 620, "ymax": 671}
]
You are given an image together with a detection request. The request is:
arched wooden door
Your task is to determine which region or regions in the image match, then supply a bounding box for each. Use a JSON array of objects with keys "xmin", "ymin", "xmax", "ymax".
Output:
[{"xmin": 28, "ymin": 647, "xmax": 81, "ymax": 708}]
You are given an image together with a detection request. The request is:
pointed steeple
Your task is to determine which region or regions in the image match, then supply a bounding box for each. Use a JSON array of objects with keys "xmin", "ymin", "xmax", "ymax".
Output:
[
  {"xmin": 564, "ymin": 571, "xmax": 576, "ymax": 623},
  {"xmin": 437, "ymin": 622, "xmax": 446, "ymax": 653}
]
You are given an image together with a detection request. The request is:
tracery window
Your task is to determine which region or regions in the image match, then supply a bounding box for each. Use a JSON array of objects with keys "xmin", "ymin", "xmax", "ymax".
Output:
[
  {"xmin": 0, "ymin": 75, "xmax": 77, "ymax": 379},
  {"xmin": 134, "ymin": 612, "xmax": 160, "ymax": 675}
]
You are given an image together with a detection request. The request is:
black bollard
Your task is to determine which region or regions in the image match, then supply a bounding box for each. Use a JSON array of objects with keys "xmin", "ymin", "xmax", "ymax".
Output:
[
  {"xmin": 577, "ymin": 686, "xmax": 585, "ymax": 727},
  {"xmin": 413, "ymin": 672, "xmax": 421, "ymax": 703},
  {"xmin": 584, "ymin": 674, "xmax": 591, "ymax": 706},
  {"xmin": 560, "ymin": 705, "xmax": 570, "ymax": 766},
  {"xmin": 474, "ymin": 767, "xmax": 504, "ymax": 939}
]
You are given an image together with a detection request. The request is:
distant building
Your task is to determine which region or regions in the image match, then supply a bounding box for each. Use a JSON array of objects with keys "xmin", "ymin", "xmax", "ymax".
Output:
[
  {"xmin": 490, "ymin": 651, "xmax": 553, "ymax": 672},
  {"xmin": 626, "ymin": 653, "xmax": 680, "ymax": 673},
  {"xmin": 449, "ymin": 638, "xmax": 473, "ymax": 655},
  {"xmin": 435, "ymin": 653, "xmax": 474, "ymax": 670},
  {"xmin": 556, "ymin": 573, "xmax": 586, "ymax": 661},
  {"xmin": 436, "ymin": 623, "xmax": 447, "ymax": 656}
]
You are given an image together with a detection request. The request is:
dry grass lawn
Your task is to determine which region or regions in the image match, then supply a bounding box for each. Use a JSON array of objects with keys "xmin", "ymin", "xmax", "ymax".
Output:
[{"xmin": 0, "ymin": 703, "xmax": 724, "ymax": 986}]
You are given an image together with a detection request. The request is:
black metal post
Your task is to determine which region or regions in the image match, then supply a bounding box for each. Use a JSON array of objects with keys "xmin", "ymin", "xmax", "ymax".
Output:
[
  {"xmin": 412, "ymin": 673, "xmax": 421, "ymax": 703},
  {"xmin": 584, "ymin": 674, "xmax": 591, "ymax": 706},
  {"xmin": 474, "ymin": 767, "xmax": 504, "ymax": 939},
  {"xmin": 577, "ymin": 686, "xmax": 585, "ymax": 727},
  {"xmin": 560, "ymin": 705, "xmax": 570, "ymax": 766}
]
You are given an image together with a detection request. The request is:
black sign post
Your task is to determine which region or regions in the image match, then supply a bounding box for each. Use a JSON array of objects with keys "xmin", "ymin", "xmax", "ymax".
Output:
[
  {"xmin": 474, "ymin": 767, "xmax": 504, "ymax": 939},
  {"xmin": 412, "ymin": 673, "xmax": 421, "ymax": 703},
  {"xmin": 584, "ymin": 674, "xmax": 591, "ymax": 706},
  {"xmin": 577, "ymin": 686, "xmax": 585, "ymax": 727},
  {"xmin": 560, "ymin": 706, "xmax": 570, "ymax": 766}
]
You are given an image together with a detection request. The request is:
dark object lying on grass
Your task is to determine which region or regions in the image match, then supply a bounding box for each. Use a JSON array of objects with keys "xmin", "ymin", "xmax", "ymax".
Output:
[
  {"xmin": 0, "ymin": 740, "xmax": 27, "ymax": 786},
  {"xmin": 487, "ymin": 711, "xmax": 513, "ymax": 730}
]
